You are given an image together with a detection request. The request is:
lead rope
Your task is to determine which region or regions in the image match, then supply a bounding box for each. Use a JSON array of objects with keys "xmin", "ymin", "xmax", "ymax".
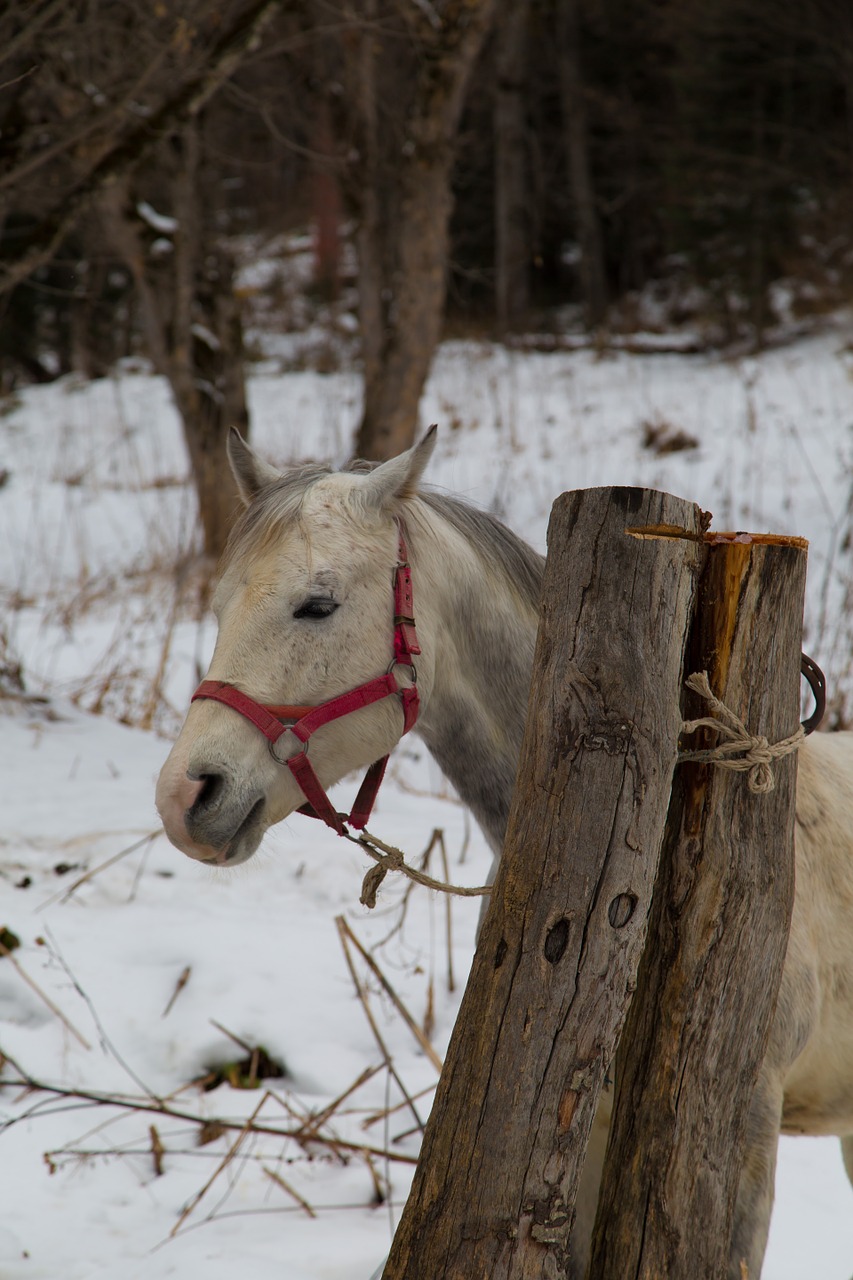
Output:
[{"xmin": 349, "ymin": 828, "xmax": 492, "ymax": 908}]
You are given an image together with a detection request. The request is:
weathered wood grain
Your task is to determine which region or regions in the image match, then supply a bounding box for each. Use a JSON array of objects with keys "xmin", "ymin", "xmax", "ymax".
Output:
[
  {"xmin": 589, "ymin": 532, "xmax": 806, "ymax": 1280},
  {"xmin": 381, "ymin": 487, "xmax": 705, "ymax": 1279}
]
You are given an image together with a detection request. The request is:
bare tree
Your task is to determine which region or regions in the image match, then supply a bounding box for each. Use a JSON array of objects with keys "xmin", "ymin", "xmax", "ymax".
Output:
[
  {"xmin": 494, "ymin": 0, "xmax": 532, "ymax": 333},
  {"xmin": 340, "ymin": 0, "xmax": 497, "ymax": 461},
  {"xmin": 557, "ymin": 0, "xmax": 607, "ymax": 327},
  {"xmin": 101, "ymin": 132, "xmax": 249, "ymax": 560},
  {"xmin": 0, "ymin": 0, "xmax": 279, "ymax": 556}
]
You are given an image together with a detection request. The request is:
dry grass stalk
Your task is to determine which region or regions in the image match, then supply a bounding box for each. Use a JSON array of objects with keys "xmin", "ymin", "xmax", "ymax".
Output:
[
  {"xmin": 335, "ymin": 918, "xmax": 427, "ymax": 1136},
  {"xmin": 422, "ymin": 977, "xmax": 435, "ymax": 1043},
  {"xmin": 361, "ymin": 1083, "xmax": 437, "ymax": 1132},
  {"xmin": 262, "ymin": 1165, "xmax": 317, "ymax": 1217},
  {"xmin": 208, "ymin": 1018, "xmax": 252, "ymax": 1053},
  {"xmin": 362, "ymin": 1151, "xmax": 387, "ymax": 1206},
  {"xmin": 437, "ymin": 831, "xmax": 456, "ymax": 993},
  {"xmin": 38, "ymin": 828, "xmax": 163, "ymax": 909},
  {"xmin": 0, "ymin": 939, "xmax": 92, "ymax": 1050},
  {"xmin": 4, "ymin": 1059, "xmax": 420, "ymax": 1166},
  {"xmin": 149, "ymin": 1123, "xmax": 165, "ymax": 1176},
  {"xmin": 295, "ymin": 1063, "xmax": 383, "ymax": 1139},
  {"xmin": 262, "ymin": 1067, "xmax": 354, "ymax": 1166},
  {"xmin": 161, "ymin": 965, "xmax": 191, "ymax": 1018},
  {"xmin": 40, "ymin": 925, "xmax": 161, "ymax": 1102},
  {"xmin": 170, "ymin": 1089, "xmax": 273, "ymax": 1235},
  {"xmin": 139, "ymin": 577, "xmax": 183, "ymax": 731},
  {"xmin": 336, "ymin": 916, "xmax": 443, "ymax": 1074}
]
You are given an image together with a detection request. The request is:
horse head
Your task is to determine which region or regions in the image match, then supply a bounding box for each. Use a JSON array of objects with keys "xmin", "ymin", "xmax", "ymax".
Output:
[{"xmin": 156, "ymin": 426, "xmax": 438, "ymax": 866}]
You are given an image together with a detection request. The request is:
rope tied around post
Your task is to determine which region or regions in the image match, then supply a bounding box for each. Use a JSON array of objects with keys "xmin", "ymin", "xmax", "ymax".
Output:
[{"xmin": 679, "ymin": 671, "xmax": 805, "ymax": 794}]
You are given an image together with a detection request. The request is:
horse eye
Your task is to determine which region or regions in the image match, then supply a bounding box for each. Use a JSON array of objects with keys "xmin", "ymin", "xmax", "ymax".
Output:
[{"xmin": 294, "ymin": 598, "xmax": 338, "ymax": 621}]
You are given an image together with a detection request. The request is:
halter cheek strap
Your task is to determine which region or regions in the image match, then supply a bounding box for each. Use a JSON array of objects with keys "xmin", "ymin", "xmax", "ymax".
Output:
[{"xmin": 191, "ymin": 520, "xmax": 420, "ymax": 837}]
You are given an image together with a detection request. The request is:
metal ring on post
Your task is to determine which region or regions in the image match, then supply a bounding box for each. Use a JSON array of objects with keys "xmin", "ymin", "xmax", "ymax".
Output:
[{"xmin": 800, "ymin": 652, "xmax": 826, "ymax": 735}]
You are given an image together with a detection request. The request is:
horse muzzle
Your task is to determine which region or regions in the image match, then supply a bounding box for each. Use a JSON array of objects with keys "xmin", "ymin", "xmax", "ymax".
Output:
[{"xmin": 156, "ymin": 759, "xmax": 267, "ymax": 866}]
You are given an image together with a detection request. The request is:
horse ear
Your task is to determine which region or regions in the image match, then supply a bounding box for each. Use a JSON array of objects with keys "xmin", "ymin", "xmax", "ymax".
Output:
[
  {"xmin": 227, "ymin": 428, "xmax": 281, "ymax": 505},
  {"xmin": 359, "ymin": 425, "xmax": 438, "ymax": 513}
]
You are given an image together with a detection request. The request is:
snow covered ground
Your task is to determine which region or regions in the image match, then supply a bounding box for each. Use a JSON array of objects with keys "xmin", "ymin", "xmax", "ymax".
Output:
[{"xmin": 3, "ymin": 325, "xmax": 853, "ymax": 1278}]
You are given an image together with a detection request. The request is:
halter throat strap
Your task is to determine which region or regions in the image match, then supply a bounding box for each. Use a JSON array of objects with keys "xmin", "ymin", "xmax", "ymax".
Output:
[{"xmin": 191, "ymin": 520, "xmax": 420, "ymax": 837}]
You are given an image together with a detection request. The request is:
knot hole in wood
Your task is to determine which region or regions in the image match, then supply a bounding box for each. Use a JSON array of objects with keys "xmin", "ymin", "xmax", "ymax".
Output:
[
  {"xmin": 544, "ymin": 918, "xmax": 570, "ymax": 964},
  {"xmin": 608, "ymin": 892, "xmax": 638, "ymax": 929}
]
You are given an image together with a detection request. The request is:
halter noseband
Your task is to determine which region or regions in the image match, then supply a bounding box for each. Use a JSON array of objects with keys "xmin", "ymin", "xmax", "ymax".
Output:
[{"xmin": 191, "ymin": 520, "xmax": 420, "ymax": 838}]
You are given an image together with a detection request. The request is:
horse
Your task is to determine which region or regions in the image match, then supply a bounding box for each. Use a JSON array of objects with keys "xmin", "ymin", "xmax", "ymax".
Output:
[{"xmin": 157, "ymin": 426, "xmax": 853, "ymax": 1278}]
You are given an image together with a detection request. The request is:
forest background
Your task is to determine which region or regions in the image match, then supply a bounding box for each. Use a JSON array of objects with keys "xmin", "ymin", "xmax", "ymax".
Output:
[{"xmin": 4, "ymin": 0, "xmax": 853, "ymax": 554}]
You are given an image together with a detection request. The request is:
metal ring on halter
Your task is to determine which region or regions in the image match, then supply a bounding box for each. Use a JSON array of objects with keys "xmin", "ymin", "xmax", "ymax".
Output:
[
  {"xmin": 387, "ymin": 657, "xmax": 417, "ymax": 684},
  {"xmin": 269, "ymin": 725, "xmax": 305, "ymax": 766}
]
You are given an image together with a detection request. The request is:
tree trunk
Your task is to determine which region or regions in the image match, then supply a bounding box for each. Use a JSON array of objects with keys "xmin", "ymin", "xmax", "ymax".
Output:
[
  {"xmin": 311, "ymin": 47, "xmax": 342, "ymax": 301},
  {"xmin": 171, "ymin": 123, "xmax": 248, "ymax": 560},
  {"xmin": 381, "ymin": 487, "xmax": 705, "ymax": 1278},
  {"xmin": 589, "ymin": 531, "xmax": 806, "ymax": 1279},
  {"xmin": 355, "ymin": 155, "xmax": 455, "ymax": 460},
  {"xmin": 352, "ymin": 0, "xmax": 497, "ymax": 461},
  {"xmin": 494, "ymin": 0, "xmax": 531, "ymax": 333},
  {"xmin": 101, "ymin": 130, "xmax": 248, "ymax": 561},
  {"xmin": 100, "ymin": 181, "xmax": 171, "ymax": 374},
  {"xmin": 557, "ymin": 0, "xmax": 608, "ymax": 328},
  {"xmin": 350, "ymin": 0, "xmax": 390, "ymax": 456}
]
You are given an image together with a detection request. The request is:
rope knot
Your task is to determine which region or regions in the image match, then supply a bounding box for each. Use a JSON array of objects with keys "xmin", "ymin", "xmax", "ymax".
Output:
[
  {"xmin": 348, "ymin": 830, "xmax": 491, "ymax": 909},
  {"xmin": 359, "ymin": 848, "xmax": 406, "ymax": 909},
  {"xmin": 679, "ymin": 671, "xmax": 803, "ymax": 794}
]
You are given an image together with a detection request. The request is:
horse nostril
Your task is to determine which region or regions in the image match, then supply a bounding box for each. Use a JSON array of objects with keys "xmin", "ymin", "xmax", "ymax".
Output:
[{"xmin": 191, "ymin": 772, "xmax": 225, "ymax": 813}]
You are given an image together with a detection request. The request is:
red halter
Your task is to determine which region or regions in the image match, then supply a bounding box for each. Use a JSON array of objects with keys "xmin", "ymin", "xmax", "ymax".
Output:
[{"xmin": 191, "ymin": 520, "xmax": 420, "ymax": 837}]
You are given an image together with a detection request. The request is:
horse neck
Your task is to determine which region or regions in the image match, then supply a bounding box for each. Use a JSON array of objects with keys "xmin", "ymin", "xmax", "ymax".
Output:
[{"xmin": 407, "ymin": 499, "xmax": 542, "ymax": 856}]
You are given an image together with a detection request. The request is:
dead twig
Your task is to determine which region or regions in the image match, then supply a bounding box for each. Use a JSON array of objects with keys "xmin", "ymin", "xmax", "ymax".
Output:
[
  {"xmin": 38, "ymin": 828, "xmax": 162, "ymax": 909},
  {"xmin": 437, "ymin": 831, "xmax": 456, "ymax": 993},
  {"xmin": 0, "ymin": 1063, "xmax": 419, "ymax": 1166},
  {"xmin": 295, "ymin": 1064, "xmax": 384, "ymax": 1140},
  {"xmin": 40, "ymin": 925, "xmax": 161, "ymax": 1103},
  {"xmin": 162, "ymin": 966, "xmax": 192, "ymax": 1018},
  {"xmin": 262, "ymin": 1165, "xmax": 317, "ymax": 1217},
  {"xmin": 150, "ymin": 1123, "xmax": 165, "ymax": 1176},
  {"xmin": 335, "ymin": 918, "xmax": 427, "ymax": 1137},
  {"xmin": 171, "ymin": 1090, "xmax": 271, "ymax": 1236},
  {"xmin": 208, "ymin": 1019, "xmax": 253, "ymax": 1053},
  {"xmin": 0, "ymin": 938, "xmax": 92, "ymax": 1050},
  {"xmin": 337, "ymin": 916, "xmax": 443, "ymax": 1074},
  {"xmin": 361, "ymin": 1082, "xmax": 437, "ymax": 1131}
]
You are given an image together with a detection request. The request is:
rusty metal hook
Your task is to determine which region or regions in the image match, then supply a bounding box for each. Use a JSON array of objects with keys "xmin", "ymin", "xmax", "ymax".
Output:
[{"xmin": 801, "ymin": 652, "xmax": 826, "ymax": 735}]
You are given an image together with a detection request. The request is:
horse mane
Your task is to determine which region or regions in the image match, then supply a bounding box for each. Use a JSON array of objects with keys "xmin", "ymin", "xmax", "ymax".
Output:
[
  {"xmin": 222, "ymin": 459, "xmax": 545, "ymax": 613},
  {"xmin": 415, "ymin": 491, "xmax": 544, "ymax": 612}
]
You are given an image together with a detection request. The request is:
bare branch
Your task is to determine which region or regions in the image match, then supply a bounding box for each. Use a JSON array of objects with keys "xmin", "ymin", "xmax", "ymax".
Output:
[
  {"xmin": 0, "ymin": 0, "xmax": 69, "ymax": 69},
  {"xmin": 0, "ymin": 0, "xmax": 283, "ymax": 297},
  {"xmin": 0, "ymin": 46, "xmax": 170, "ymax": 197},
  {"xmin": 0, "ymin": 1061, "xmax": 420, "ymax": 1165}
]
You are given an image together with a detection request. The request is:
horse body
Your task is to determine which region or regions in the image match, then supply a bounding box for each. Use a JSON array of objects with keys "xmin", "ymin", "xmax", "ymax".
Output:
[{"xmin": 157, "ymin": 430, "xmax": 853, "ymax": 1277}]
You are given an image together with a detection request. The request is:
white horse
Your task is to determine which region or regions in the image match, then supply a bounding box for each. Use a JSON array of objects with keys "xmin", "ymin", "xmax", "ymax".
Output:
[{"xmin": 157, "ymin": 427, "xmax": 853, "ymax": 1278}]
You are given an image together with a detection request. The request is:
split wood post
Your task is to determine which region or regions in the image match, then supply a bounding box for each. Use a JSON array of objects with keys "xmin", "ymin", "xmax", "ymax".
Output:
[
  {"xmin": 589, "ymin": 531, "xmax": 807, "ymax": 1280},
  {"xmin": 381, "ymin": 486, "xmax": 706, "ymax": 1279}
]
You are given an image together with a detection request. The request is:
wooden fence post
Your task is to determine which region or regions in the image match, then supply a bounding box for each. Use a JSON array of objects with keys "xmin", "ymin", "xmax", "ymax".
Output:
[
  {"xmin": 381, "ymin": 487, "xmax": 705, "ymax": 1279},
  {"xmin": 589, "ymin": 531, "xmax": 807, "ymax": 1279}
]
